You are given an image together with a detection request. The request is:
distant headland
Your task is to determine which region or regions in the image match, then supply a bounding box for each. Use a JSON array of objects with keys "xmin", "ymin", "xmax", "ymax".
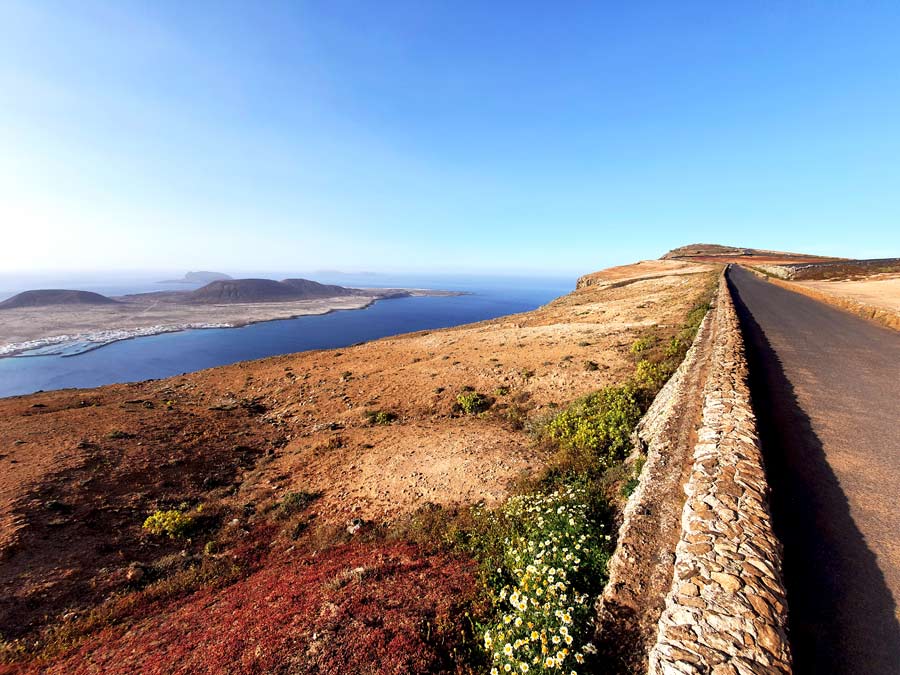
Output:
[
  {"xmin": 0, "ymin": 276, "xmax": 463, "ymax": 358},
  {"xmin": 0, "ymin": 289, "xmax": 119, "ymax": 310},
  {"xmin": 158, "ymin": 270, "xmax": 233, "ymax": 284}
]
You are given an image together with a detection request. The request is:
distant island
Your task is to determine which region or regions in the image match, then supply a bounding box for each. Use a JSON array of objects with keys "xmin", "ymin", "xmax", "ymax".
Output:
[
  {"xmin": 158, "ymin": 270, "xmax": 233, "ymax": 284},
  {"xmin": 0, "ymin": 277, "xmax": 463, "ymax": 358},
  {"xmin": 0, "ymin": 289, "xmax": 119, "ymax": 310},
  {"xmin": 125, "ymin": 278, "xmax": 364, "ymax": 305}
]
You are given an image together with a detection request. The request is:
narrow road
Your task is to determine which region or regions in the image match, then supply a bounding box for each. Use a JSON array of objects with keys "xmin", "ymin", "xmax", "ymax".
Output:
[{"xmin": 728, "ymin": 265, "xmax": 900, "ymax": 674}]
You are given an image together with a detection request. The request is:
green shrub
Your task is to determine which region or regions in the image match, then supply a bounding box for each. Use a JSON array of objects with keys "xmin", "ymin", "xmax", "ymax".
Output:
[
  {"xmin": 620, "ymin": 476, "xmax": 639, "ymax": 497},
  {"xmin": 456, "ymin": 391, "xmax": 491, "ymax": 415},
  {"xmin": 277, "ymin": 490, "xmax": 320, "ymax": 518},
  {"xmin": 685, "ymin": 302, "xmax": 710, "ymax": 332},
  {"xmin": 504, "ymin": 404, "xmax": 528, "ymax": 430},
  {"xmin": 583, "ymin": 360, "xmax": 599, "ymax": 371},
  {"xmin": 545, "ymin": 385, "xmax": 642, "ymax": 469},
  {"xmin": 142, "ymin": 509, "xmax": 194, "ymax": 539},
  {"xmin": 634, "ymin": 359, "xmax": 674, "ymax": 390},
  {"xmin": 619, "ymin": 456, "xmax": 645, "ymax": 498},
  {"xmin": 664, "ymin": 336, "xmax": 684, "ymax": 358},
  {"xmin": 630, "ymin": 335, "xmax": 656, "ymax": 355},
  {"xmin": 364, "ymin": 410, "xmax": 397, "ymax": 425},
  {"xmin": 0, "ymin": 637, "xmax": 27, "ymax": 662}
]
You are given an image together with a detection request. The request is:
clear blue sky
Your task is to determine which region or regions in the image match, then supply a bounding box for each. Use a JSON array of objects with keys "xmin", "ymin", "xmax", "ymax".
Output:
[{"xmin": 2, "ymin": 2, "xmax": 898, "ymax": 275}]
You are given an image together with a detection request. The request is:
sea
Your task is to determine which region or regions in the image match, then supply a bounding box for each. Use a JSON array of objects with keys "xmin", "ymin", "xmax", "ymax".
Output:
[{"xmin": 0, "ymin": 272, "xmax": 574, "ymax": 398}]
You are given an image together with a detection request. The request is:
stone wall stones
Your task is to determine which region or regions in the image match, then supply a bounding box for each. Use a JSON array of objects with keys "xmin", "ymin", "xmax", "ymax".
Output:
[
  {"xmin": 595, "ymin": 284, "xmax": 716, "ymax": 662},
  {"xmin": 648, "ymin": 269, "xmax": 791, "ymax": 674}
]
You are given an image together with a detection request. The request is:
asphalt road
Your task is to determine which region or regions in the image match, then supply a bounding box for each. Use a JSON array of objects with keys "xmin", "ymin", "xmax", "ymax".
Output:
[{"xmin": 728, "ymin": 265, "xmax": 900, "ymax": 674}]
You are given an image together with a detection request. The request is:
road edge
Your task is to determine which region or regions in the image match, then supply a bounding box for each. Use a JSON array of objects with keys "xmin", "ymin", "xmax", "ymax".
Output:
[
  {"xmin": 647, "ymin": 266, "xmax": 792, "ymax": 674},
  {"xmin": 744, "ymin": 266, "xmax": 900, "ymax": 332}
]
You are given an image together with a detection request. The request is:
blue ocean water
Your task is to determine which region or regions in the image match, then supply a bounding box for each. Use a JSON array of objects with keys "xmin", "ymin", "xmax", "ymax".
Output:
[{"xmin": 0, "ymin": 275, "xmax": 573, "ymax": 398}]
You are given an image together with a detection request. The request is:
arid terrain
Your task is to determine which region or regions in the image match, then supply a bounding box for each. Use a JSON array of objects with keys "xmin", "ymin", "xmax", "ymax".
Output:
[
  {"xmin": 2, "ymin": 245, "xmax": 895, "ymax": 674},
  {"xmin": 795, "ymin": 275, "xmax": 900, "ymax": 314},
  {"xmin": 663, "ymin": 246, "xmax": 900, "ymax": 330},
  {"xmin": 0, "ymin": 258, "xmax": 717, "ymax": 672},
  {"xmin": 748, "ymin": 259, "xmax": 900, "ymax": 329}
]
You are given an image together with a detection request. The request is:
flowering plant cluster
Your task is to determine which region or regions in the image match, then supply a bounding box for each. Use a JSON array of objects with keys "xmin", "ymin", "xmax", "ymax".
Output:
[
  {"xmin": 142, "ymin": 508, "xmax": 194, "ymax": 539},
  {"xmin": 482, "ymin": 487, "xmax": 607, "ymax": 674},
  {"xmin": 545, "ymin": 385, "xmax": 642, "ymax": 468}
]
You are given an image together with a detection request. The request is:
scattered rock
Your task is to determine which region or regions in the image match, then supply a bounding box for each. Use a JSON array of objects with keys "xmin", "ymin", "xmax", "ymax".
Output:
[{"xmin": 126, "ymin": 564, "xmax": 145, "ymax": 584}]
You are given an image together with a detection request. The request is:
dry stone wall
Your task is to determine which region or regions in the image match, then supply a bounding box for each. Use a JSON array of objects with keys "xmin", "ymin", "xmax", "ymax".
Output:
[
  {"xmin": 648, "ymin": 269, "xmax": 791, "ymax": 674},
  {"xmin": 595, "ymin": 285, "xmax": 716, "ymax": 662},
  {"xmin": 752, "ymin": 265, "xmax": 792, "ymax": 279}
]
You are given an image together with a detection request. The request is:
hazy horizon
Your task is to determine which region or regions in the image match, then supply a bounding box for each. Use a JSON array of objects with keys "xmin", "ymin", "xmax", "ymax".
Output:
[
  {"xmin": 3, "ymin": 2, "xmax": 899, "ymax": 274},
  {"xmin": 0, "ymin": 267, "xmax": 578, "ymax": 302}
]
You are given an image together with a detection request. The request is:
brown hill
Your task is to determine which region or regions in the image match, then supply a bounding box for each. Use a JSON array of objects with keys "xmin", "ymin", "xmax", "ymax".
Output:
[
  {"xmin": 662, "ymin": 243, "xmax": 840, "ymax": 265},
  {"xmin": 183, "ymin": 278, "xmax": 359, "ymax": 304},
  {"xmin": 0, "ymin": 289, "xmax": 118, "ymax": 310},
  {"xmin": 662, "ymin": 243, "xmax": 755, "ymax": 259},
  {"xmin": 281, "ymin": 278, "xmax": 358, "ymax": 298}
]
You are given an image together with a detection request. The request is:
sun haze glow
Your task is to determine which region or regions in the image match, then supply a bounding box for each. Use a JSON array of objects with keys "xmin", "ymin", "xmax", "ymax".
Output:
[{"xmin": 2, "ymin": 1, "xmax": 899, "ymax": 275}]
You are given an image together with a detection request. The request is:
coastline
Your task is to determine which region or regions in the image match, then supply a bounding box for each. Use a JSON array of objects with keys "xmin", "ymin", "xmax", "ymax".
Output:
[
  {"xmin": 1, "ymin": 323, "xmax": 236, "ymax": 359},
  {"xmin": 0, "ymin": 290, "xmax": 460, "ymax": 360}
]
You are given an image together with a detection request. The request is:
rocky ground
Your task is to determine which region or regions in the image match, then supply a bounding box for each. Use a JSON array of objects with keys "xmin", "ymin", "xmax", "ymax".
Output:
[{"xmin": 0, "ymin": 259, "xmax": 717, "ymax": 672}]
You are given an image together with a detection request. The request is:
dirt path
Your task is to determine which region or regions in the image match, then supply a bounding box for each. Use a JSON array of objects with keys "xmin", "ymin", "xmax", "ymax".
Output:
[{"xmin": 728, "ymin": 265, "xmax": 900, "ymax": 674}]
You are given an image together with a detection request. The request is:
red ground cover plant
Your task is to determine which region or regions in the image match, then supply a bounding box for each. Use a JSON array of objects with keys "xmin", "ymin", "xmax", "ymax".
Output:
[{"xmin": 4, "ymin": 543, "xmax": 476, "ymax": 675}]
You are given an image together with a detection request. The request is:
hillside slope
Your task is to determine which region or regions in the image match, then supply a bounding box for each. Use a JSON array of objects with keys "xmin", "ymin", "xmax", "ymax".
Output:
[
  {"xmin": 0, "ymin": 259, "xmax": 718, "ymax": 672},
  {"xmin": 185, "ymin": 278, "xmax": 358, "ymax": 304},
  {"xmin": 662, "ymin": 243, "xmax": 839, "ymax": 264},
  {"xmin": 0, "ymin": 289, "xmax": 117, "ymax": 310}
]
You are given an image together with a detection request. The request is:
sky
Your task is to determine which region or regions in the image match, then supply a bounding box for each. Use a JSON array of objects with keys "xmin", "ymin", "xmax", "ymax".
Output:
[{"xmin": 2, "ymin": 2, "xmax": 899, "ymax": 276}]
